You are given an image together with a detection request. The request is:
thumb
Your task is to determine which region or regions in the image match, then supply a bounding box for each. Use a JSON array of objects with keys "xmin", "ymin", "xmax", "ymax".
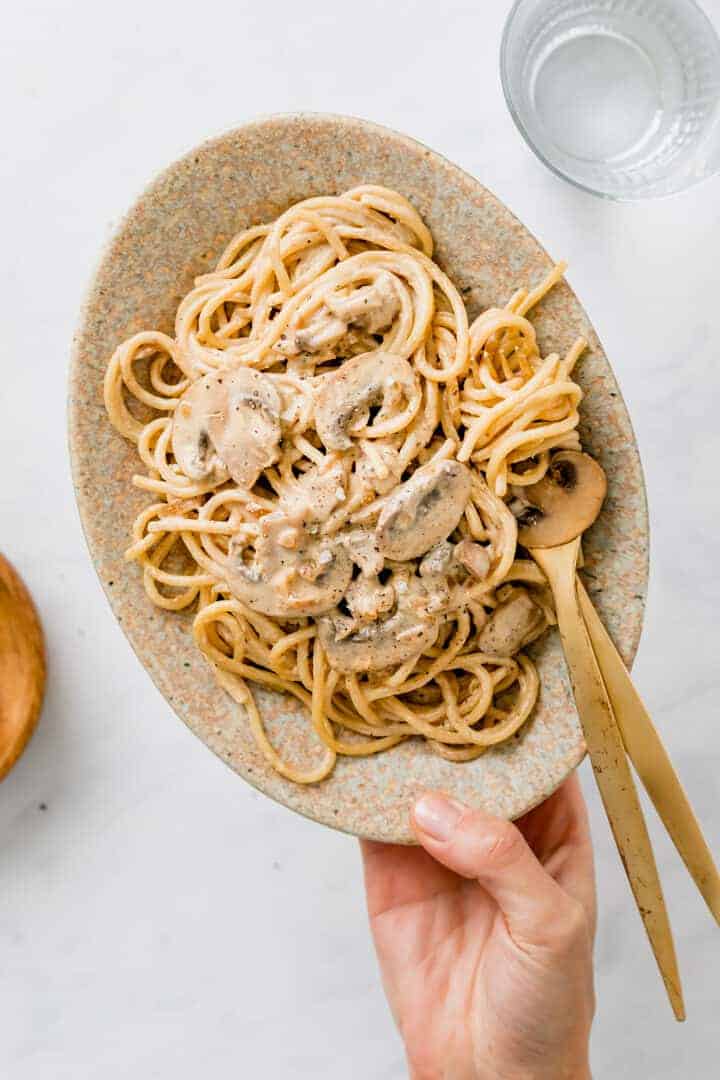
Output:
[{"xmin": 412, "ymin": 791, "xmax": 576, "ymax": 948}]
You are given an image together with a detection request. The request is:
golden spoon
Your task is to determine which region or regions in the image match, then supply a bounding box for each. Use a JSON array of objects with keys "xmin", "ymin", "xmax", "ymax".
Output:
[
  {"xmin": 0, "ymin": 554, "xmax": 46, "ymax": 780},
  {"xmin": 516, "ymin": 452, "xmax": 684, "ymax": 1020},
  {"xmin": 517, "ymin": 453, "xmax": 720, "ymax": 924}
]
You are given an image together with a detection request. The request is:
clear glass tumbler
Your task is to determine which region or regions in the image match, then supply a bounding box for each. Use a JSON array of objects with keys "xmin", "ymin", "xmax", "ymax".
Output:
[{"xmin": 500, "ymin": 0, "xmax": 720, "ymax": 198}]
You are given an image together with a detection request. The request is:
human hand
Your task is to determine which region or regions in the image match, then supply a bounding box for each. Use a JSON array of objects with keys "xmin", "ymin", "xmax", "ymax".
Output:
[{"xmin": 361, "ymin": 775, "xmax": 596, "ymax": 1080}]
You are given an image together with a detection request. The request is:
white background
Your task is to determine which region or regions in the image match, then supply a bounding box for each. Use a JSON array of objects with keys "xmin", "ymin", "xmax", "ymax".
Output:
[{"xmin": 2, "ymin": 1, "xmax": 720, "ymax": 1076}]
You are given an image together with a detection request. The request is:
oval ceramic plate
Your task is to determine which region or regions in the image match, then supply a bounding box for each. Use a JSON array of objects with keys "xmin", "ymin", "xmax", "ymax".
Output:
[{"xmin": 69, "ymin": 114, "xmax": 648, "ymax": 842}]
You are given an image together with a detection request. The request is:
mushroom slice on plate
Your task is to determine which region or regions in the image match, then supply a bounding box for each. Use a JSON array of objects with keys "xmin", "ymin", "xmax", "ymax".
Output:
[
  {"xmin": 225, "ymin": 513, "xmax": 352, "ymax": 618},
  {"xmin": 476, "ymin": 588, "xmax": 546, "ymax": 656},
  {"xmin": 419, "ymin": 539, "xmax": 490, "ymax": 583},
  {"xmin": 454, "ymin": 539, "xmax": 491, "ymax": 582},
  {"xmin": 172, "ymin": 367, "xmax": 281, "ymax": 488},
  {"xmin": 314, "ymin": 351, "xmax": 420, "ymax": 451},
  {"xmin": 512, "ymin": 451, "xmax": 607, "ymax": 549},
  {"xmin": 419, "ymin": 541, "xmax": 455, "ymax": 577},
  {"xmin": 376, "ymin": 459, "xmax": 472, "ymax": 561},
  {"xmin": 325, "ymin": 271, "xmax": 400, "ymax": 333},
  {"xmin": 318, "ymin": 575, "xmax": 440, "ymax": 674},
  {"xmin": 276, "ymin": 313, "xmax": 349, "ymax": 357}
]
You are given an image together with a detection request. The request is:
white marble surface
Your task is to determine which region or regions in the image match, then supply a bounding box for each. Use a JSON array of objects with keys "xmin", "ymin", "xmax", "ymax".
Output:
[{"xmin": 2, "ymin": 1, "xmax": 719, "ymax": 1076}]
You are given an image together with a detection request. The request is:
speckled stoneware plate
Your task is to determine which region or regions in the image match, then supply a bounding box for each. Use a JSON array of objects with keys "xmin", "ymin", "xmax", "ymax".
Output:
[{"xmin": 69, "ymin": 114, "xmax": 648, "ymax": 842}]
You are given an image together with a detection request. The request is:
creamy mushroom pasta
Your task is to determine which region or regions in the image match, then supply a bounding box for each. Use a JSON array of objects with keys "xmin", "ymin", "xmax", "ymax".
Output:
[{"xmin": 104, "ymin": 186, "xmax": 586, "ymax": 783}]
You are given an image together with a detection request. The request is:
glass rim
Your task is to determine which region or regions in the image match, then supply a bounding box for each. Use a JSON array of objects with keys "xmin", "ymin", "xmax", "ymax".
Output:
[{"xmin": 499, "ymin": 0, "xmax": 720, "ymax": 201}]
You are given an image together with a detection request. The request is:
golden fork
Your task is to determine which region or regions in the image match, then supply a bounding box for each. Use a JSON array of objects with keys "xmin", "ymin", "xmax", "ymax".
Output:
[
  {"xmin": 532, "ymin": 536, "xmax": 685, "ymax": 1021},
  {"xmin": 513, "ymin": 450, "xmax": 718, "ymax": 1019}
]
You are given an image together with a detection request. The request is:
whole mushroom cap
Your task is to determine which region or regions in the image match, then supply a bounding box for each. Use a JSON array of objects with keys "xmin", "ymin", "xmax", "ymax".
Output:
[{"xmin": 514, "ymin": 452, "xmax": 607, "ymax": 549}]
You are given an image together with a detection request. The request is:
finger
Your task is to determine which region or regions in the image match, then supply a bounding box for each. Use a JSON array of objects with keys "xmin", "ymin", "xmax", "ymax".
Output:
[
  {"xmin": 557, "ymin": 773, "xmax": 596, "ymax": 935},
  {"xmin": 515, "ymin": 775, "xmax": 589, "ymax": 860},
  {"xmin": 359, "ymin": 838, "xmax": 459, "ymax": 920},
  {"xmin": 515, "ymin": 775, "xmax": 596, "ymax": 932},
  {"xmin": 412, "ymin": 791, "xmax": 580, "ymax": 949}
]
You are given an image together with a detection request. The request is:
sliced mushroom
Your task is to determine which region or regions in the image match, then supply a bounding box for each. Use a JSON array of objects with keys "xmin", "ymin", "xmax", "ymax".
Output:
[
  {"xmin": 276, "ymin": 313, "xmax": 348, "ymax": 357},
  {"xmin": 225, "ymin": 513, "xmax": 352, "ymax": 617},
  {"xmin": 476, "ymin": 588, "xmax": 546, "ymax": 656},
  {"xmin": 376, "ymin": 459, "xmax": 472, "ymax": 561},
  {"xmin": 399, "ymin": 569, "xmax": 451, "ymax": 616},
  {"xmin": 319, "ymin": 576, "xmax": 440, "ymax": 673},
  {"xmin": 512, "ymin": 451, "xmax": 607, "ymax": 549},
  {"xmin": 454, "ymin": 540, "xmax": 491, "ymax": 582},
  {"xmin": 172, "ymin": 367, "xmax": 281, "ymax": 488},
  {"xmin": 314, "ymin": 351, "xmax": 420, "ymax": 451},
  {"xmin": 418, "ymin": 541, "xmax": 487, "ymax": 612},
  {"xmin": 419, "ymin": 541, "xmax": 455, "ymax": 577},
  {"xmin": 295, "ymin": 316, "xmax": 347, "ymax": 354},
  {"xmin": 325, "ymin": 271, "xmax": 400, "ymax": 333}
]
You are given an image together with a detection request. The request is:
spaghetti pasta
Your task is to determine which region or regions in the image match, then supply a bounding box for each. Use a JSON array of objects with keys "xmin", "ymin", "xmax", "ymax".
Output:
[{"xmin": 104, "ymin": 186, "xmax": 585, "ymax": 783}]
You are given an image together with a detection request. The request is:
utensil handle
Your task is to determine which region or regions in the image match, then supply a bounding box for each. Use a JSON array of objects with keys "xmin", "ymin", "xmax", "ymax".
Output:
[
  {"xmin": 578, "ymin": 579, "xmax": 720, "ymax": 925},
  {"xmin": 538, "ymin": 547, "xmax": 685, "ymax": 1021}
]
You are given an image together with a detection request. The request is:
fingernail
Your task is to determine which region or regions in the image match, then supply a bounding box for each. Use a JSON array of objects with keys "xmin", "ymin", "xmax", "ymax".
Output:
[{"xmin": 414, "ymin": 793, "xmax": 464, "ymax": 842}]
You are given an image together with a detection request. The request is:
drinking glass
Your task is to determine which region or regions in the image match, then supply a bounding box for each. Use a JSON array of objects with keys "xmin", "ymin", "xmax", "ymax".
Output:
[{"xmin": 500, "ymin": 0, "xmax": 720, "ymax": 198}]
